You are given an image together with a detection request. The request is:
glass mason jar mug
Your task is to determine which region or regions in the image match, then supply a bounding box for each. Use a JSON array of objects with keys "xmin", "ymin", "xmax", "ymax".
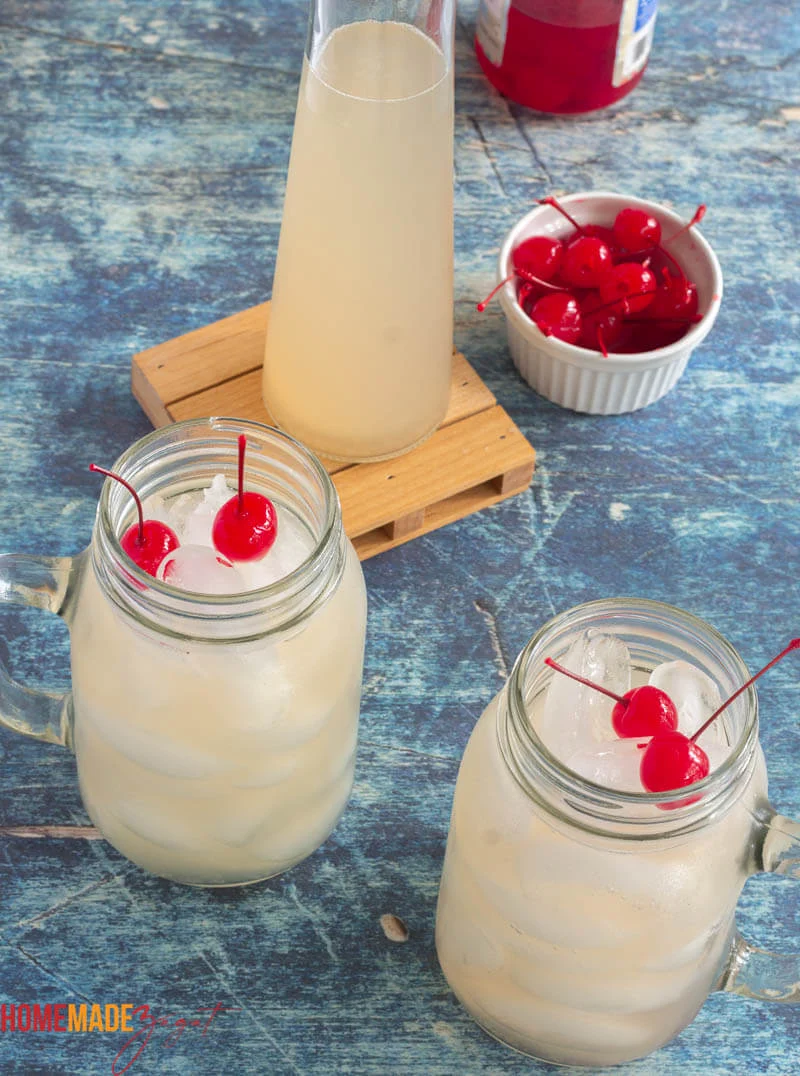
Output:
[
  {"xmin": 0, "ymin": 419, "xmax": 367, "ymax": 887},
  {"xmin": 435, "ymin": 599, "xmax": 800, "ymax": 1066}
]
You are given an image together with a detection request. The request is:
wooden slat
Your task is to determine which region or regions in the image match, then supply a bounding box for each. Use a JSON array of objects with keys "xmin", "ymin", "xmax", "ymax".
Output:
[
  {"xmin": 385, "ymin": 509, "xmax": 427, "ymax": 541},
  {"xmin": 352, "ymin": 466, "xmax": 534, "ymax": 559},
  {"xmin": 334, "ymin": 405, "xmax": 533, "ymax": 537},
  {"xmin": 164, "ymin": 353, "xmax": 493, "ymax": 471},
  {"xmin": 148, "ymin": 348, "xmax": 492, "ymax": 436},
  {"xmin": 133, "ymin": 300, "xmax": 494, "ymax": 435},
  {"xmin": 134, "ymin": 303, "xmax": 269, "ymax": 407}
]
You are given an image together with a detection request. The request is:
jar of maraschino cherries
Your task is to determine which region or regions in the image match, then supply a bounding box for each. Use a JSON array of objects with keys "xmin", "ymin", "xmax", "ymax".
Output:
[
  {"xmin": 476, "ymin": 0, "xmax": 659, "ymax": 114},
  {"xmin": 0, "ymin": 419, "xmax": 367, "ymax": 886},
  {"xmin": 436, "ymin": 599, "xmax": 800, "ymax": 1065}
]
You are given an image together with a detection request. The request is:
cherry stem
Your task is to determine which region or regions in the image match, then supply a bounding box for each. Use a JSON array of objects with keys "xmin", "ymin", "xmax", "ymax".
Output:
[
  {"xmin": 476, "ymin": 275, "xmax": 512, "ymax": 312},
  {"xmin": 634, "ymin": 205, "xmax": 706, "ymax": 284},
  {"xmin": 663, "ymin": 204, "xmax": 706, "ymax": 245},
  {"xmin": 690, "ymin": 639, "xmax": 800, "ymax": 742},
  {"xmin": 89, "ymin": 463, "xmax": 145, "ymax": 546},
  {"xmin": 582, "ymin": 288, "xmax": 658, "ymax": 320},
  {"xmin": 477, "ymin": 269, "xmax": 566, "ymax": 312},
  {"xmin": 597, "ymin": 325, "xmax": 609, "ymax": 358},
  {"xmin": 237, "ymin": 434, "xmax": 246, "ymax": 514},
  {"xmin": 544, "ymin": 657, "xmax": 628, "ymax": 705},
  {"xmin": 538, "ymin": 196, "xmax": 585, "ymax": 235}
]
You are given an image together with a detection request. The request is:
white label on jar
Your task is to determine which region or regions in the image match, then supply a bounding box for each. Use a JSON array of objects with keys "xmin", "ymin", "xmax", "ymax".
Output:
[
  {"xmin": 476, "ymin": 0, "xmax": 511, "ymax": 68},
  {"xmin": 613, "ymin": 0, "xmax": 658, "ymax": 87}
]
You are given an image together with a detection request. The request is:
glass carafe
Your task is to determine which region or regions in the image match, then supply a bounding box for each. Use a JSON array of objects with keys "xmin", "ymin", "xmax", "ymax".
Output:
[
  {"xmin": 0, "ymin": 419, "xmax": 367, "ymax": 887},
  {"xmin": 436, "ymin": 598, "xmax": 800, "ymax": 1065},
  {"xmin": 262, "ymin": 0, "xmax": 455, "ymax": 463}
]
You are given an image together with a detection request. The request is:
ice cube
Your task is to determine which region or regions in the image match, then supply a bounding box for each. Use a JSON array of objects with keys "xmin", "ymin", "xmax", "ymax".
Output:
[
  {"xmin": 113, "ymin": 799, "xmax": 209, "ymax": 852},
  {"xmin": 145, "ymin": 488, "xmax": 203, "ymax": 536},
  {"xmin": 247, "ymin": 778, "xmax": 347, "ymax": 865},
  {"xmin": 179, "ymin": 474, "xmax": 233, "ymax": 546},
  {"xmin": 212, "ymin": 642, "xmax": 293, "ymax": 734},
  {"xmin": 81, "ymin": 700, "xmax": 230, "ymax": 779},
  {"xmin": 157, "ymin": 544, "xmax": 247, "ymax": 594},
  {"xmin": 141, "ymin": 492, "xmax": 173, "ymax": 527},
  {"xmin": 565, "ymin": 737, "xmax": 646, "ymax": 792},
  {"xmin": 648, "ymin": 660, "xmax": 723, "ymax": 738},
  {"xmin": 698, "ymin": 733, "xmax": 732, "ymax": 772},
  {"xmin": 536, "ymin": 630, "xmax": 631, "ymax": 762},
  {"xmin": 233, "ymin": 751, "xmax": 299, "ymax": 790}
]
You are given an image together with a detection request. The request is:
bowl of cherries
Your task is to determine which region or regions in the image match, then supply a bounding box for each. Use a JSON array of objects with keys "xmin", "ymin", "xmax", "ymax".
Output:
[{"xmin": 489, "ymin": 191, "xmax": 723, "ymax": 415}]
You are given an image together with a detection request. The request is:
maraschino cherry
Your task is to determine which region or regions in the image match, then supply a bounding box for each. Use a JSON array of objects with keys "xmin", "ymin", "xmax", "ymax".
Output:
[
  {"xmin": 544, "ymin": 657, "xmax": 678, "ymax": 736},
  {"xmin": 599, "ymin": 262, "xmax": 657, "ymax": 315},
  {"xmin": 529, "ymin": 293, "xmax": 581, "ymax": 344},
  {"xmin": 640, "ymin": 638, "xmax": 800, "ymax": 794},
  {"xmin": 211, "ymin": 434, "xmax": 277, "ymax": 562},
  {"xmin": 89, "ymin": 463, "xmax": 179, "ymax": 577},
  {"xmin": 480, "ymin": 195, "xmax": 708, "ymax": 356},
  {"xmin": 546, "ymin": 639, "xmax": 799, "ymax": 796},
  {"xmin": 559, "ymin": 235, "xmax": 613, "ymax": 289},
  {"xmin": 512, "ymin": 235, "xmax": 563, "ymax": 280},
  {"xmin": 613, "ymin": 207, "xmax": 662, "ymax": 253}
]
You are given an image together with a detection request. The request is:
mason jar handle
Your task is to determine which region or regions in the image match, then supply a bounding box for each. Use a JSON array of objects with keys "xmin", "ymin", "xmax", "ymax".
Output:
[
  {"xmin": 718, "ymin": 806, "xmax": 800, "ymax": 1002},
  {"xmin": 0, "ymin": 551, "xmax": 85, "ymax": 749}
]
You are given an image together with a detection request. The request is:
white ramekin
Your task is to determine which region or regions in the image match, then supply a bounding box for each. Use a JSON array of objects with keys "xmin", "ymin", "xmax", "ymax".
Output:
[{"xmin": 497, "ymin": 191, "xmax": 723, "ymax": 415}]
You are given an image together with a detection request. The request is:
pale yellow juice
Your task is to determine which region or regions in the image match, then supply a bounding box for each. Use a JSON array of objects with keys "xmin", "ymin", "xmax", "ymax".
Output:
[
  {"xmin": 263, "ymin": 20, "xmax": 454, "ymax": 462},
  {"xmin": 436, "ymin": 690, "xmax": 768, "ymax": 1066},
  {"xmin": 70, "ymin": 524, "xmax": 367, "ymax": 887}
]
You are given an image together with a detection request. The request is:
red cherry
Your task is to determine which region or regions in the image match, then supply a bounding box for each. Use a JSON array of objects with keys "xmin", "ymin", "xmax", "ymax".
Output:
[
  {"xmin": 559, "ymin": 235, "xmax": 614, "ymax": 289},
  {"xmin": 646, "ymin": 273, "xmax": 699, "ymax": 320},
  {"xmin": 530, "ymin": 292, "xmax": 581, "ymax": 344},
  {"xmin": 613, "ymin": 207, "xmax": 662, "ymax": 253},
  {"xmin": 640, "ymin": 730, "xmax": 709, "ymax": 794},
  {"xmin": 611, "ymin": 685, "xmax": 678, "ymax": 738},
  {"xmin": 582, "ymin": 224, "xmax": 623, "ymax": 261},
  {"xmin": 643, "ymin": 638, "xmax": 800, "ymax": 797},
  {"xmin": 599, "ymin": 262, "xmax": 657, "ymax": 315},
  {"xmin": 121, "ymin": 521, "xmax": 180, "ymax": 577},
  {"xmin": 479, "ymin": 198, "xmax": 707, "ymax": 359},
  {"xmin": 578, "ymin": 291, "xmax": 625, "ymax": 354},
  {"xmin": 544, "ymin": 657, "xmax": 679, "ymax": 737},
  {"xmin": 512, "ymin": 235, "xmax": 563, "ymax": 281},
  {"xmin": 89, "ymin": 464, "xmax": 179, "ymax": 578},
  {"xmin": 212, "ymin": 434, "xmax": 277, "ymax": 562}
]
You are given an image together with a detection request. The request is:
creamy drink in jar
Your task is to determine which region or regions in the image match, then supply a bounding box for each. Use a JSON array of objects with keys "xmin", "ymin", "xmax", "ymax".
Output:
[
  {"xmin": 436, "ymin": 599, "xmax": 800, "ymax": 1065},
  {"xmin": 0, "ymin": 419, "xmax": 367, "ymax": 886}
]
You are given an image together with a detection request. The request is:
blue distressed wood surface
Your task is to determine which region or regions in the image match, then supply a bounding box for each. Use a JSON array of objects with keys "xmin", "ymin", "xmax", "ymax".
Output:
[{"xmin": 1, "ymin": 1, "xmax": 798, "ymax": 1072}]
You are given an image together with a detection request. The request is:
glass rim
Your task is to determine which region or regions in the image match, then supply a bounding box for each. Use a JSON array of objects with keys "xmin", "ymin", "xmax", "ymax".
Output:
[
  {"xmin": 504, "ymin": 597, "xmax": 760, "ymax": 831},
  {"xmin": 92, "ymin": 417, "xmax": 343, "ymax": 638},
  {"xmin": 305, "ymin": 9, "xmax": 454, "ymax": 104}
]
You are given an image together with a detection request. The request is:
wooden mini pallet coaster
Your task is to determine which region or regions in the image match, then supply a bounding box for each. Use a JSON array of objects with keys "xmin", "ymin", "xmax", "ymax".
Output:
[{"xmin": 131, "ymin": 302, "xmax": 536, "ymax": 559}]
